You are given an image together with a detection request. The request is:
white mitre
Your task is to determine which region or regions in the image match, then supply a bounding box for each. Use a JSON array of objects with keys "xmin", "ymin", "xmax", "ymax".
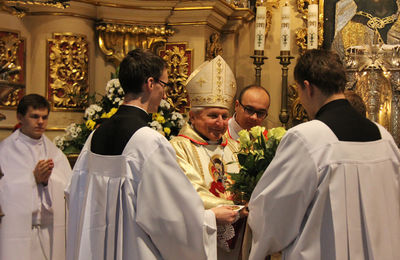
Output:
[{"xmin": 186, "ymin": 55, "xmax": 236, "ymax": 109}]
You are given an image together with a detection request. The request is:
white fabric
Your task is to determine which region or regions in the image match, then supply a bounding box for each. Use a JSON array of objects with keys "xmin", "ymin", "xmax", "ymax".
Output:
[
  {"xmin": 227, "ymin": 116, "xmax": 242, "ymax": 141},
  {"xmin": 0, "ymin": 130, "xmax": 71, "ymax": 260},
  {"xmin": 248, "ymin": 120, "xmax": 400, "ymax": 260},
  {"xmin": 66, "ymin": 127, "xmax": 217, "ymax": 260}
]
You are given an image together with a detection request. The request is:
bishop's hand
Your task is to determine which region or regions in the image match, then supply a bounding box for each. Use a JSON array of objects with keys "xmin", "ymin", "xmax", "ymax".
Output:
[{"xmin": 211, "ymin": 206, "xmax": 238, "ymax": 225}]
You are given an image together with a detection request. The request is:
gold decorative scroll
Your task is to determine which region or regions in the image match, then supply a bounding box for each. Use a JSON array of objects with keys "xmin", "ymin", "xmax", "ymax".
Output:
[
  {"xmin": 0, "ymin": 30, "xmax": 25, "ymax": 108},
  {"xmin": 205, "ymin": 32, "xmax": 223, "ymax": 60},
  {"xmin": 1, "ymin": 0, "xmax": 70, "ymax": 17},
  {"xmin": 159, "ymin": 43, "xmax": 192, "ymax": 113},
  {"xmin": 287, "ymin": 83, "xmax": 308, "ymax": 127},
  {"xmin": 96, "ymin": 22, "xmax": 175, "ymax": 67},
  {"xmin": 295, "ymin": 0, "xmax": 324, "ymax": 51},
  {"xmin": 257, "ymin": 0, "xmax": 280, "ymax": 39},
  {"xmin": 47, "ymin": 33, "xmax": 89, "ymax": 111}
]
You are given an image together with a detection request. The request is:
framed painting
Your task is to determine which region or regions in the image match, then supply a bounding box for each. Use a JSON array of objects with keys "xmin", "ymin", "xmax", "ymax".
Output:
[{"xmin": 296, "ymin": 0, "xmax": 399, "ymax": 51}]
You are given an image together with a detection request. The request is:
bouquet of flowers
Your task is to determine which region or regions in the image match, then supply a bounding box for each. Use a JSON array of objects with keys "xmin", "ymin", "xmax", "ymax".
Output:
[
  {"xmin": 149, "ymin": 99, "xmax": 186, "ymax": 139},
  {"xmin": 229, "ymin": 126, "xmax": 286, "ymax": 202},
  {"xmin": 55, "ymin": 77, "xmax": 186, "ymax": 154}
]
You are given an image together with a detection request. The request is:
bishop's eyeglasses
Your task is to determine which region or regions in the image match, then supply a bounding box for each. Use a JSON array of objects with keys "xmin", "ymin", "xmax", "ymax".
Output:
[{"xmin": 238, "ymin": 100, "xmax": 268, "ymax": 119}]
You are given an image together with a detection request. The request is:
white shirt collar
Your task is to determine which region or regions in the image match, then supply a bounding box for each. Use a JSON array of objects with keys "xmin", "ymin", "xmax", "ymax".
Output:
[{"xmin": 228, "ymin": 114, "xmax": 243, "ymax": 141}]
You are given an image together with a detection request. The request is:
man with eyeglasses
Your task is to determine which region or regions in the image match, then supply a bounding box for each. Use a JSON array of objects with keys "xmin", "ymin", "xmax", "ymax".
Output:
[{"xmin": 227, "ymin": 85, "xmax": 270, "ymax": 141}]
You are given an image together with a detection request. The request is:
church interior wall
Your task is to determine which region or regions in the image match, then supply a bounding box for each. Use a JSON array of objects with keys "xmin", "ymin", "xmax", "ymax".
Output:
[{"xmin": 0, "ymin": 0, "xmax": 304, "ymax": 142}]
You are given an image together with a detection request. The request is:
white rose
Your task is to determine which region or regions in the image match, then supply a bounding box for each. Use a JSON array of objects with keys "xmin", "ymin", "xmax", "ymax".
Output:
[
  {"xmin": 177, "ymin": 119, "xmax": 185, "ymax": 128},
  {"xmin": 159, "ymin": 99, "xmax": 170, "ymax": 109},
  {"xmin": 150, "ymin": 121, "xmax": 163, "ymax": 131},
  {"xmin": 93, "ymin": 104, "xmax": 102, "ymax": 112},
  {"xmin": 84, "ymin": 107, "xmax": 95, "ymax": 118},
  {"xmin": 66, "ymin": 123, "xmax": 76, "ymax": 134}
]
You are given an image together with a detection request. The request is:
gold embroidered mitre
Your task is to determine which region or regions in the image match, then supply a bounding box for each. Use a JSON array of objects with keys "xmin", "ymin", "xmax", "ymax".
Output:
[{"xmin": 186, "ymin": 55, "xmax": 236, "ymax": 109}]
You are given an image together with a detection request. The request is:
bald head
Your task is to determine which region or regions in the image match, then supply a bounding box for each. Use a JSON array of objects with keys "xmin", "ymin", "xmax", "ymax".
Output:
[{"xmin": 234, "ymin": 85, "xmax": 270, "ymax": 130}]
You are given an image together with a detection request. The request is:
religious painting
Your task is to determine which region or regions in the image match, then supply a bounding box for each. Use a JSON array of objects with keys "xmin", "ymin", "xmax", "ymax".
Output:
[
  {"xmin": 326, "ymin": 0, "xmax": 399, "ymax": 55},
  {"xmin": 47, "ymin": 33, "xmax": 89, "ymax": 111},
  {"xmin": 0, "ymin": 30, "xmax": 25, "ymax": 109}
]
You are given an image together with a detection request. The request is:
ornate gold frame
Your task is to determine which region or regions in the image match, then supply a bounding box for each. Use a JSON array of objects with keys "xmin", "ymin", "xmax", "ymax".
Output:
[
  {"xmin": 0, "ymin": 29, "xmax": 26, "ymax": 110},
  {"xmin": 47, "ymin": 32, "xmax": 89, "ymax": 111},
  {"xmin": 159, "ymin": 42, "xmax": 192, "ymax": 113},
  {"xmin": 96, "ymin": 22, "xmax": 175, "ymax": 67}
]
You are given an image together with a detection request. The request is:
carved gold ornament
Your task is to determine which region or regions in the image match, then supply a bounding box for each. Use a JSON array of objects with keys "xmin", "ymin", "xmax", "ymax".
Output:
[
  {"xmin": 288, "ymin": 83, "xmax": 308, "ymax": 127},
  {"xmin": 205, "ymin": 33, "xmax": 223, "ymax": 61},
  {"xmin": 96, "ymin": 22, "xmax": 175, "ymax": 67},
  {"xmin": 159, "ymin": 43, "xmax": 192, "ymax": 113},
  {"xmin": 0, "ymin": 31, "xmax": 25, "ymax": 109},
  {"xmin": 295, "ymin": 0, "xmax": 324, "ymax": 51},
  {"xmin": 1, "ymin": 0, "xmax": 70, "ymax": 18},
  {"xmin": 47, "ymin": 33, "xmax": 89, "ymax": 111}
]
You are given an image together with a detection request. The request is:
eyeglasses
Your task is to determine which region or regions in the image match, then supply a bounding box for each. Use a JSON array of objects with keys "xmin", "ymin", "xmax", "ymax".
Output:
[
  {"xmin": 157, "ymin": 79, "xmax": 171, "ymax": 88},
  {"xmin": 239, "ymin": 100, "xmax": 268, "ymax": 118}
]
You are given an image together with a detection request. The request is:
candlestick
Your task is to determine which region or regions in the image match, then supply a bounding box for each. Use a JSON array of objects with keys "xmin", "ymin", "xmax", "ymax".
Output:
[
  {"xmin": 254, "ymin": 6, "xmax": 267, "ymax": 51},
  {"xmin": 250, "ymin": 50, "xmax": 268, "ymax": 86},
  {"xmin": 276, "ymin": 51, "xmax": 294, "ymax": 128},
  {"xmin": 280, "ymin": 3, "xmax": 290, "ymax": 51},
  {"xmin": 307, "ymin": 4, "xmax": 318, "ymax": 49}
]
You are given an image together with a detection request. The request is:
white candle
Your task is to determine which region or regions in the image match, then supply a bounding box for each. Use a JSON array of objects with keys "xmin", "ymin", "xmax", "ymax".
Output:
[
  {"xmin": 254, "ymin": 6, "xmax": 267, "ymax": 51},
  {"xmin": 307, "ymin": 4, "xmax": 318, "ymax": 49},
  {"xmin": 280, "ymin": 3, "xmax": 290, "ymax": 51}
]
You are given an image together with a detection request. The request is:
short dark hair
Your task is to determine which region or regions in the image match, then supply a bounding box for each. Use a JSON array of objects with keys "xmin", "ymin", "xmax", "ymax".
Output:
[
  {"xmin": 17, "ymin": 94, "xmax": 50, "ymax": 116},
  {"xmin": 294, "ymin": 49, "xmax": 347, "ymax": 96},
  {"xmin": 118, "ymin": 48, "xmax": 167, "ymax": 95},
  {"xmin": 238, "ymin": 85, "xmax": 270, "ymax": 103},
  {"xmin": 344, "ymin": 90, "xmax": 366, "ymax": 117}
]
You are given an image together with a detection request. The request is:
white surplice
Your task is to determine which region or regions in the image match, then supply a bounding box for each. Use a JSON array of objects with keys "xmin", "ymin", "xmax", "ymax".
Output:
[
  {"xmin": 248, "ymin": 120, "xmax": 400, "ymax": 260},
  {"xmin": 226, "ymin": 116, "xmax": 242, "ymax": 142},
  {"xmin": 0, "ymin": 129, "xmax": 72, "ymax": 260},
  {"xmin": 66, "ymin": 127, "xmax": 217, "ymax": 260}
]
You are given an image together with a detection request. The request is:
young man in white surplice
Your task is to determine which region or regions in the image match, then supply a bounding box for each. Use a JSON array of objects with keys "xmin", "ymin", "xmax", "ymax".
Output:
[{"xmin": 0, "ymin": 94, "xmax": 72, "ymax": 260}]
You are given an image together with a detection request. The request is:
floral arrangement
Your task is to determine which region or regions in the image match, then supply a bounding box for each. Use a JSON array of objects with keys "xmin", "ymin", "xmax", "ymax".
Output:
[
  {"xmin": 54, "ymin": 77, "xmax": 186, "ymax": 154},
  {"xmin": 150, "ymin": 99, "xmax": 186, "ymax": 139},
  {"xmin": 229, "ymin": 126, "xmax": 286, "ymax": 202}
]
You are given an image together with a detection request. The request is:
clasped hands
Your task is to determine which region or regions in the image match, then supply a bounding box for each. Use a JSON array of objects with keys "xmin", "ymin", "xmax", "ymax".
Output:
[{"xmin": 33, "ymin": 159, "xmax": 54, "ymax": 186}]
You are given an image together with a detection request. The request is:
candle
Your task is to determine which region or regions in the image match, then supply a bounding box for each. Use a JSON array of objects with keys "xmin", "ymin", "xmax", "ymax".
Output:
[
  {"xmin": 307, "ymin": 4, "xmax": 318, "ymax": 49},
  {"xmin": 254, "ymin": 6, "xmax": 267, "ymax": 51},
  {"xmin": 280, "ymin": 3, "xmax": 290, "ymax": 51}
]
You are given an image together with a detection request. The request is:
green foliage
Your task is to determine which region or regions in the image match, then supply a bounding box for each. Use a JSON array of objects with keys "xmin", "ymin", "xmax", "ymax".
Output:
[{"xmin": 228, "ymin": 127, "xmax": 285, "ymax": 202}]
